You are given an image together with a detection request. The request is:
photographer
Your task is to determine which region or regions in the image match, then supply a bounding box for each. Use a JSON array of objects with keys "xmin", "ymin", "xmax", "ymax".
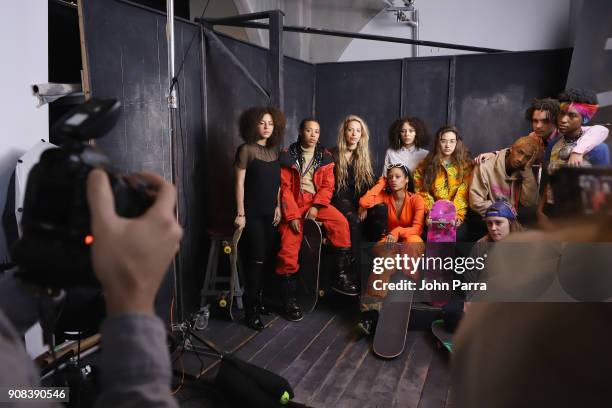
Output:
[{"xmin": 0, "ymin": 169, "xmax": 182, "ymax": 407}]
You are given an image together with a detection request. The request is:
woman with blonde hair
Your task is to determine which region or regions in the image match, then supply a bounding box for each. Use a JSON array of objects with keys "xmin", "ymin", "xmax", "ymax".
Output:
[{"xmin": 330, "ymin": 115, "xmax": 376, "ymax": 294}]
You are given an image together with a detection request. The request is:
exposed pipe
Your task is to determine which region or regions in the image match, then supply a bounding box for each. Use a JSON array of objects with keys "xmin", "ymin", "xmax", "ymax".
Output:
[{"xmin": 199, "ymin": 19, "xmax": 505, "ymax": 53}]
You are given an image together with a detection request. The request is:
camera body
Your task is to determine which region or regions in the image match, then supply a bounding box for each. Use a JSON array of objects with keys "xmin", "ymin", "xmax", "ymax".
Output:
[{"xmin": 12, "ymin": 99, "xmax": 153, "ymax": 289}]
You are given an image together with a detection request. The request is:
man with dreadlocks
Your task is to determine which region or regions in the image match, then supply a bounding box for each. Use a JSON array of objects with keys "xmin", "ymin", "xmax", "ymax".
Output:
[
  {"xmin": 470, "ymin": 136, "xmax": 542, "ymax": 224},
  {"xmin": 538, "ymin": 89, "xmax": 610, "ymax": 222},
  {"xmin": 475, "ymin": 97, "xmax": 608, "ymax": 165},
  {"xmin": 277, "ymin": 118, "xmax": 355, "ymax": 322}
]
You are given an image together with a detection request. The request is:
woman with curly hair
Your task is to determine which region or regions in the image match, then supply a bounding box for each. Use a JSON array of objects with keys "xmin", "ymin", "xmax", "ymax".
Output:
[
  {"xmin": 330, "ymin": 115, "xmax": 376, "ymax": 294},
  {"xmin": 413, "ymin": 125, "xmax": 473, "ymax": 238},
  {"xmin": 234, "ymin": 106, "xmax": 285, "ymax": 330},
  {"xmin": 382, "ymin": 117, "xmax": 431, "ymax": 175}
]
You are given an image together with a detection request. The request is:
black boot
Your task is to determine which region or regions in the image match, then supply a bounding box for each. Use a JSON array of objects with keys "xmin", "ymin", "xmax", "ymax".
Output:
[
  {"xmin": 257, "ymin": 290, "xmax": 272, "ymax": 316},
  {"xmin": 332, "ymin": 248, "xmax": 359, "ymax": 296},
  {"xmin": 281, "ymin": 275, "xmax": 303, "ymax": 322},
  {"xmin": 357, "ymin": 310, "xmax": 379, "ymax": 336},
  {"xmin": 244, "ymin": 302, "xmax": 264, "ymax": 331}
]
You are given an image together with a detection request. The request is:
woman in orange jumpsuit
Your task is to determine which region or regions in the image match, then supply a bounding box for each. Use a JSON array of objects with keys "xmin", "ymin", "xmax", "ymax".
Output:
[{"xmin": 357, "ymin": 163, "xmax": 425, "ymax": 334}]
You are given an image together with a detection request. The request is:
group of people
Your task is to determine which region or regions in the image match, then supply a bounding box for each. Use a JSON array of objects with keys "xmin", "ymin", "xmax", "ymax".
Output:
[{"xmin": 234, "ymin": 88, "xmax": 610, "ymax": 332}]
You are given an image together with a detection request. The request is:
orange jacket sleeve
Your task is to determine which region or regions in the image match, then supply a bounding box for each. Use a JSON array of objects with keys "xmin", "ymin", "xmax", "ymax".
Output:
[
  {"xmin": 390, "ymin": 194, "xmax": 425, "ymax": 239},
  {"xmin": 359, "ymin": 177, "xmax": 388, "ymax": 209},
  {"xmin": 313, "ymin": 162, "xmax": 335, "ymax": 208},
  {"xmin": 280, "ymin": 167, "xmax": 300, "ymax": 221}
]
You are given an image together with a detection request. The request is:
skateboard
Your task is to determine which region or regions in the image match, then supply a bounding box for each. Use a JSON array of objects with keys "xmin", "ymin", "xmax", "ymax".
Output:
[
  {"xmin": 296, "ymin": 219, "xmax": 322, "ymax": 314},
  {"xmin": 215, "ymin": 227, "xmax": 243, "ymax": 321},
  {"xmin": 431, "ymin": 319, "xmax": 453, "ymax": 353},
  {"xmin": 426, "ymin": 200, "xmax": 457, "ymax": 243},
  {"xmin": 373, "ymin": 267, "xmax": 415, "ymax": 359},
  {"xmin": 425, "ymin": 200, "xmax": 457, "ymax": 305}
]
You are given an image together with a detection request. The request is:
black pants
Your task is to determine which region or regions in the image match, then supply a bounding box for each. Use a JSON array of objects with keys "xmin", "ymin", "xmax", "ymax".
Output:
[
  {"xmin": 329, "ymin": 201, "xmax": 389, "ymax": 291},
  {"xmin": 240, "ymin": 214, "xmax": 278, "ymax": 303}
]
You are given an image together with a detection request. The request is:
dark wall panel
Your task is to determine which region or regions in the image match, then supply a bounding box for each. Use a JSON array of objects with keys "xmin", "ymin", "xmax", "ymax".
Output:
[
  {"xmin": 284, "ymin": 58, "xmax": 315, "ymax": 143},
  {"xmin": 402, "ymin": 58, "xmax": 450, "ymax": 134},
  {"xmin": 217, "ymin": 35, "xmax": 315, "ymax": 144},
  {"xmin": 81, "ymin": 0, "xmax": 204, "ymax": 318},
  {"xmin": 315, "ymin": 60, "xmax": 402, "ymax": 174},
  {"xmin": 220, "ymin": 36, "xmax": 269, "ymax": 93},
  {"xmin": 203, "ymin": 34, "xmax": 270, "ymax": 235},
  {"xmin": 454, "ymin": 49, "xmax": 572, "ymax": 155}
]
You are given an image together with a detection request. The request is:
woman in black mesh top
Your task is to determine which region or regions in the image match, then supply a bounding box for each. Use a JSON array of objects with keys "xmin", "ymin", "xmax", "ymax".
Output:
[{"xmin": 234, "ymin": 106, "xmax": 285, "ymax": 330}]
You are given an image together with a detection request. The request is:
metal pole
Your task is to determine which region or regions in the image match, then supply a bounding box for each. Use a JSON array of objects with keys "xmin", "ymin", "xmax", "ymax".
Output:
[
  {"xmin": 200, "ymin": 20, "xmax": 506, "ymax": 54},
  {"xmin": 413, "ymin": 8, "xmax": 419, "ymax": 58},
  {"xmin": 268, "ymin": 10, "xmax": 284, "ymax": 110},
  {"xmin": 166, "ymin": 0, "xmax": 183, "ymax": 322},
  {"xmin": 167, "ymin": 0, "xmax": 178, "ymax": 110}
]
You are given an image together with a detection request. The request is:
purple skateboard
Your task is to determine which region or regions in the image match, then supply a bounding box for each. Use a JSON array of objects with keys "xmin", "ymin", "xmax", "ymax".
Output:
[
  {"xmin": 425, "ymin": 200, "xmax": 457, "ymax": 306},
  {"xmin": 426, "ymin": 200, "xmax": 457, "ymax": 243}
]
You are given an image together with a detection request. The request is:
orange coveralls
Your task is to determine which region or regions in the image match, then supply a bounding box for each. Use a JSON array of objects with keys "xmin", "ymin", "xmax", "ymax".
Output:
[
  {"xmin": 277, "ymin": 144, "xmax": 351, "ymax": 275},
  {"xmin": 359, "ymin": 176, "xmax": 425, "ymax": 304}
]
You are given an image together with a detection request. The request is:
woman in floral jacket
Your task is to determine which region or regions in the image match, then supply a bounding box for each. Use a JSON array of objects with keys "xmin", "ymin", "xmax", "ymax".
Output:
[{"xmin": 413, "ymin": 125, "xmax": 474, "ymax": 239}]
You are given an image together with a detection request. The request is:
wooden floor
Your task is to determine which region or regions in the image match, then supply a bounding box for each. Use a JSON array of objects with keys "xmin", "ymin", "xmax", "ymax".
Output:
[{"xmin": 175, "ymin": 299, "xmax": 451, "ymax": 408}]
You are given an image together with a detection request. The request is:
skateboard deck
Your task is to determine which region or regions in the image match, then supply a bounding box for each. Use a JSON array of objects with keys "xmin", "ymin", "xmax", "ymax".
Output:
[
  {"xmin": 425, "ymin": 200, "xmax": 457, "ymax": 306},
  {"xmin": 296, "ymin": 219, "xmax": 322, "ymax": 314},
  {"xmin": 373, "ymin": 269, "xmax": 415, "ymax": 359},
  {"xmin": 431, "ymin": 319, "xmax": 453, "ymax": 353},
  {"xmin": 216, "ymin": 227, "xmax": 243, "ymax": 321},
  {"xmin": 426, "ymin": 200, "xmax": 457, "ymax": 243}
]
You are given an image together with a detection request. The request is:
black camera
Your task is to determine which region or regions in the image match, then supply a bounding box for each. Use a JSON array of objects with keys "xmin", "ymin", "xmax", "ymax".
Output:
[{"xmin": 12, "ymin": 99, "xmax": 153, "ymax": 289}]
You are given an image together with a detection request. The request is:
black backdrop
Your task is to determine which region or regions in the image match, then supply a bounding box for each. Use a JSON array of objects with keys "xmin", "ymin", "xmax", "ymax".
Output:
[{"xmin": 81, "ymin": 0, "xmax": 571, "ymax": 317}]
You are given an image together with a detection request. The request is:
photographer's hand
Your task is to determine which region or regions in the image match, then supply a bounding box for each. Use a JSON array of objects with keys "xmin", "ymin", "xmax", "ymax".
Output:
[{"xmin": 87, "ymin": 169, "xmax": 183, "ymax": 316}]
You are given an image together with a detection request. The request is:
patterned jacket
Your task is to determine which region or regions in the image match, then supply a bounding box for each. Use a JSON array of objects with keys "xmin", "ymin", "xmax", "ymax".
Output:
[{"xmin": 413, "ymin": 160, "xmax": 472, "ymax": 221}]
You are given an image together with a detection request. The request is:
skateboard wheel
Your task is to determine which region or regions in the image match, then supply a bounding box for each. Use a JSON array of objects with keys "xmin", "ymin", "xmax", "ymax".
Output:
[
  {"xmin": 223, "ymin": 246, "xmax": 232, "ymax": 254},
  {"xmin": 219, "ymin": 299, "xmax": 227, "ymax": 308},
  {"xmin": 318, "ymin": 289, "xmax": 325, "ymax": 297}
]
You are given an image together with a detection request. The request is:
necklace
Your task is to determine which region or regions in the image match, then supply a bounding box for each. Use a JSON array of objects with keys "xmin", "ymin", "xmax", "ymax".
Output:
[{"xmin": 559, "ymin": 129, "xmax": 583, "ymax": 160}]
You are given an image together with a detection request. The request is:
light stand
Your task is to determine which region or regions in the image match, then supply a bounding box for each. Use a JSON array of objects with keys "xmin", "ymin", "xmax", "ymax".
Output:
[{"xmin": 166, "ymin": 0, "xmax": 183, "ymax": 323}]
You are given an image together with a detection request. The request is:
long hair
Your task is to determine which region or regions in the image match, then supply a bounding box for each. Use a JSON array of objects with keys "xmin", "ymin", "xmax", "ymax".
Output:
[
  {"xmin": 335, "ymin": 115, "xmax": 375, "ymax": 194},
  {"xmin": 419, "ymin": 125, "xmax": 472, "ymax": 193},
  {"xmin": 388, "ymin": 117, "xmax": 431, "ymax": 150},
  {"xmin": 238, "ymin": 106, "xmax": 286, "ymax": 148}
]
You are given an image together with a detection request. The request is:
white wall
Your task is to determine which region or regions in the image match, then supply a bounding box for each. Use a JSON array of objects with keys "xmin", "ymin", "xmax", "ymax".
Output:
[
  {"xmin": 0, "ymin": 0, "xmax": 49, "ymax": 359},
  {"xmin": 340, "ymin": 0, "xmax": 572, "ymax": 61},
  {"xmin": 0, "ymin": 0, "xmax": 48, "ymax": 263}
]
